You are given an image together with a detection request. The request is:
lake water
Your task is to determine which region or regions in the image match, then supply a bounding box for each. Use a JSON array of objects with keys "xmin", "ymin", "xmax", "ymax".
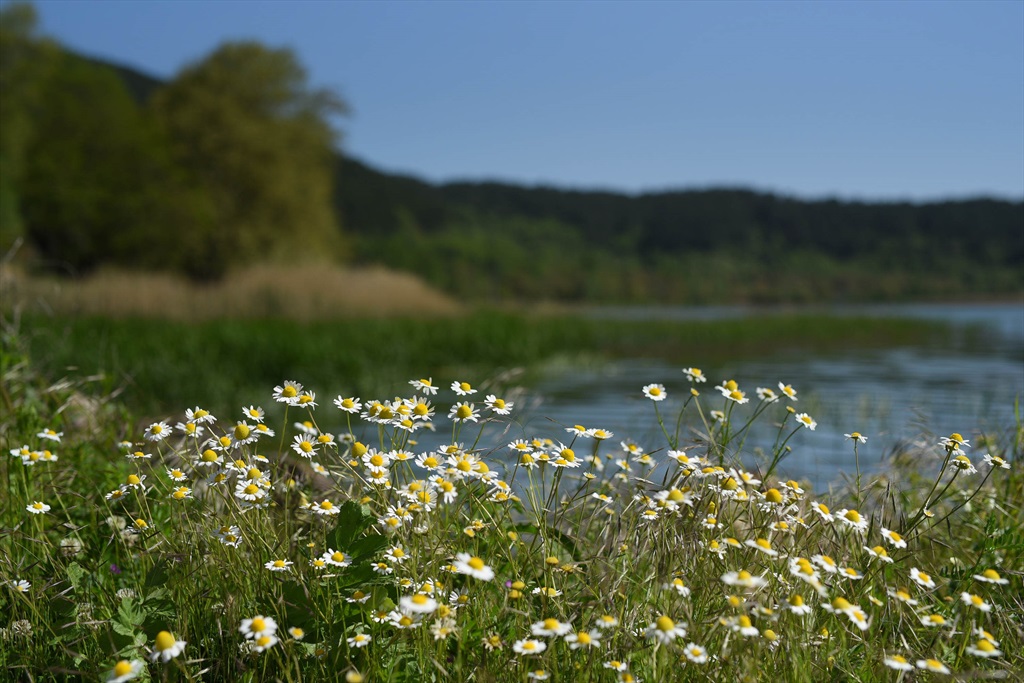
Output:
[{"xmin": 504, "ymin": 303, "xmax": 1024, "ymax": 490}]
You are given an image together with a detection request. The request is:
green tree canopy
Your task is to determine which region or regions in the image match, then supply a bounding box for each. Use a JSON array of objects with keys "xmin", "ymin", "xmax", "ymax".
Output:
[
  {"xmin": 151, "ymin": 41, "xmax": 350, "ymax": 277},
  {"xmin": 19, "ymin": 49, "xmax": 213, "ymax": 275},
  {"xmin": 0, "ymin": 1, "xmax": 56, "ymax": 252}
]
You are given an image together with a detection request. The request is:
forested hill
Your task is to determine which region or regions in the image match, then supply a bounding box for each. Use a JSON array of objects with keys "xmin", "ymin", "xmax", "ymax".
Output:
[
  {"xmin": 10, "ymin": 38, "xmax": 1024, "ymax": 302},
  {"xmin": 100, "ymin": 53, "xmax": 1023, "ymax": 275}
]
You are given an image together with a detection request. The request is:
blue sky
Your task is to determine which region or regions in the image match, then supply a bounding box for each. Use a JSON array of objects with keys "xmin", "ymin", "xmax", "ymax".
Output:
[{"xmin": 23, "ymin": 0, "xmax": 1024, "ymax": 200}]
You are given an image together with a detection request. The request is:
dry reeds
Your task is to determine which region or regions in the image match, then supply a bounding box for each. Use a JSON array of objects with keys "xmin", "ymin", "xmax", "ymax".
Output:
[{"xmin": 0, "ymin": 263, "xmax": 461, "ymax": 320}]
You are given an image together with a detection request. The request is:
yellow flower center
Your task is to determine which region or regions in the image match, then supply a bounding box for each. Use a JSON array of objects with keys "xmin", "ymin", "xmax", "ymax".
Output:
[
  {"xmin": 353, "ymin": 442, "xmax": 368, "ymax": 458},
  {"xmin": 756, "ymin": 539, "xmax": 772, "ymax": 550},
  {"xmin": 765, "ymin": 488, "xmax": 783, "ymax": 503},
  {"xmin": 459, "ymin": 382, "xmax": 472, "ymax": 392},
  {"xmin": 202, "ymin": 449, "xmax": 218, "ymax": 462},
  {"xmin": 845, "ymin": 510, "xmax": 861, "ymax": 523},
  {"xmin": 456, "ymin": 405, "xmax": 472, "ymax": 419},
  {"xmin": 738, "ymin": 615, "xmax": 752, "ymax": 628},
  {"xmin": 218, "ymin": 435, "xmax": 231, "ymax": 448},
  {"xmin": 392, "ymin": 548, "xmax": 405, "ymax": 558},
  {"xmin": 982, "ymin": 569, "xmax": 1001, "ymax": 580},
  {"xmin": 234, "ymin": 424, "xmax": 250, "ymax": 440},
  {"xmin": 332, "ymin": 551, "xmax": 345, "ymax": 562},
  {"xmin": 729, "ymin": 390, "xmax": 744, "ymax": 401},
  {"xmin": 790, "ymin": 594, "xmax": 804, "ymax": 606},
  {"xmin": 126, "ymin": 474, "xmax": 141, "ymax": 485},
  {"xmin": 832, "ymin": 597, "xmax": 851, "ymax": 611},
  {"xmin": 113, "ymin": 660, "xmax": 133, "ymax": 675},
  {"xmin": 251, "ymin": 617, "xmax": 266, "ymax": 632},
  {"xmin": 320, "ymin": 500, "xmax": 334, "ymax": 510},
  {"xmin": 493, "ymin": 398, "xmax": 506, "ymax": 408},
  {"xmin": 976, "ymin": 640, "xmax": 995, "ymax": 652},
  {"xmin": 244, "ymin": 484, "xmax": 259, "ymax": 495},
  {"xmin": 412, "ymin": 594, "xmax": 428, "ymax": 605},
  {"xmin": 656, "ymin": 615, "xmax": 675, "ymax": 632},
  {"xmin": 468, "ymin": 557, "xmax": 485, "ymax": 570},
  {"xmin": 155, "ymin": 631, "xmax": 175, "ymax": 651}
]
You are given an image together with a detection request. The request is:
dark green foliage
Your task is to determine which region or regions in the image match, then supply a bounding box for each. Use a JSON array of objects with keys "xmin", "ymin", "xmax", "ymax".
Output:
[
  {"xmin": 18, "ymin": 50, "xmax": 214, "ymax": 275},
  {"xmin": 151, "ymin": 41, "xmax": 350, "ymax": 278}
]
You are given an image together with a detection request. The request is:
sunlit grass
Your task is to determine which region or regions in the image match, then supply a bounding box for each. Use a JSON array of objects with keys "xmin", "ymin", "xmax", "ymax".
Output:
[{"xmin": 2, "ymin": 323, "xmax": 1020, "ymax": 682}]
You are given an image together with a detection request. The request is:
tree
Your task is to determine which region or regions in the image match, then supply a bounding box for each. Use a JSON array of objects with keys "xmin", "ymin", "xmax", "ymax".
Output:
[
  {"xmin": 19, "ymin": 50, "xmax": 214, "ymax": 275},
  {"xmin": 0, "ymin": 1, "xmax": 56, "ymax": 253},
  {"xmin": 151, "ymin": 41, "xmax": 350, "ymax": 277}
]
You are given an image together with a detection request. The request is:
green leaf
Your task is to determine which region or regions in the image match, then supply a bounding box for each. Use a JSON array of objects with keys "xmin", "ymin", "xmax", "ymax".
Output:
[
  {"xmin": 325, "ymin": 501, "xmax": 372, "ymax": 550},
  {"xmin": 67, "ymin": 561, "xmax": 88, "ymax": 591}
]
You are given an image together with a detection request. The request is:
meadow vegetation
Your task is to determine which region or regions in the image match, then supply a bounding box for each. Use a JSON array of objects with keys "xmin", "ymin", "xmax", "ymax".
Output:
[{"xmin": 2, "ymin": 317, "xmax": 1020, "ymax": 682}]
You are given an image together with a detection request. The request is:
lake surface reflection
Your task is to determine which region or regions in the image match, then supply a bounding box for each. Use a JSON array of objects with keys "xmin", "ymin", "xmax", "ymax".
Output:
[{"xmin": 511, "ymin": 303, "xmax": 1023, "ymax": 490}]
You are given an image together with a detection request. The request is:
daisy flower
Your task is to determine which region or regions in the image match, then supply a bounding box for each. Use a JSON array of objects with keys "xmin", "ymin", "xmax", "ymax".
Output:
[
  {"xmin": 795, "ymin": 413, "xmax": 816, "ymax": 430},
  {"xmin": 810, "ymin": 500, "xmax": 834, "ymax": 522},
  {"xmin": 385, "ymin": 545, "xmax": 409, "ymax": 563},
  {"xmin": 920, "ymin": 613, "xmax": 948, "ymax": 628},
  {"xmin": 952, "ymin": 454, "xmax": 976, "ymax": 474},
  {"xmin": 863, "ymin": 545, "xmax": 894, "ymax": 563},
  {"xmin": 348, "ymin": 633, "xmax": 372, "ymax": 648},
  {"xmin": 104, "ymin": 659, "xmax": 144, "ymax": 682},
  {"xmin": 778, "ymin": 382, "xmax": 798, "ymax": 400},
  {"xmin": 836, "ymin": 508, "xmax": 868, "ymax": 533},
  {"xmin": 974, "ymin": 568, "xmax": 1009, "ymax": 585},
  {"xmin": 322, "ymin": 549, "xmax": 351, "ymax": 567},
  {"xmin": 722, "ymin": 570, "xmax": 767, "ymax": 589},
  {"xmin": 756, "ymin": 386, "xmax": 779, "ymax": 402},
  {"xmin": 910, "ymin": 567, "xmax": 936, "ymax": 589},
  {"xmin": 400, "ymin": 593, "xmax": 438, "ymax": 614},
  {"xmin": 645, "ymin": 615, "xmax": 687, "ymax": 643},
  {"xmin": 916, "ymin": 659, "xmax": 950, "ymax": 674},
  {"xmin": 26, "ymin": 501, "xmax": 50, "ymax": 515},
  {"xmin": 527, "ymin": 670, "xmax": 550, "ymax": 681},
  {"xmin": 595, "ymin": 615, "xmax": 619, "ymax": 630},
  {"xmin": 682, "ymin": 367, "xmax": 706, "ymax": 383},
  {"xmin": 883, "ymin": 654, "xmax": 913, "ymax": 671},
  {"xmin": 642, "ymin": 383, "xmax": 667, "ymax": 401},
  {"xmin": 887, "ymin": 588, "xmax": 918, "ymax": 606},
  {"xmin": 291, "ymin": 435, "xmax": 318, "ymax": 458},
  {"xmin": 148, "ymin": 631, "xmax": 186, "ymax": 662},
  {"xmin": 983, "ymin": 453, "xmax": 1010, "ymax": 469},
  {"xmin": 335, "ymin": 396, "xmax": 362, "ymax": 414},
  {"xmin": 512, "ymin": 638, "xmax": 547, "ymax": 655},
  {"xmin": 264, "ymin": 559, "xmax": 293, "ymax": 572},
  {"xmin": 532, "ymin": 617, "xmax": 573, "ymax": 637},
  {"xmin": 960, "ymin": 592, "xmax": 991, "ymax": 612},
  {"xmin": 272, "ymin": 380, "xmax": 303, "ymax": 405},
  {"xmin": 684, "ymin": 643, "xmax": 708, "ymax": 663},
  {"xmin": 811, "ymin": 554, "xmax": 839, "ymax": 574},
  {"xmin": 844, "ymin": 431, "xmax": 867, "ymax": 443},
  {"xmin": 730, "ymin": 615, "xmax": 759, "ymax": 637},
  {"xmin": 453, "ymin": 553, "xmax": 494, "ymax": 580},
  {"xmin": 966, "ymin": 639, "xmax": 1002, "ymax": 658},
  {"xmin": 251, "ymin": 634, "xmax": 278, "ymax": 652},
  {"xmin": 37, "ymin": 428, "xmax": 63, "ymax": 442},
  {"xmin": 879, "ymin": 527, "xmax": 906, "ymax": 548},
  {"xmin": 310, "ymin": 499, "xmax": 340, "ymax": 516},
  {"xmin": 744, "ymin": 538, "xmax": 778, "ymax": 557},
  {"xmin": 787, "ymin": 594, "xmax": 812, "ymax": 615},
  {"xmin": 448, "ymin": 402, "xmax": 479, "ymax": 423},
  {"xmin": 240, "ymin": 616, "xmax": 278, "ymax": 640},
  {"xmin": 143, "ymin": 422, "xmax": 171, "ymax": 442},
  {"xmin": 565, "ymin": 630, "xmax": 602, "ymax": 650}
]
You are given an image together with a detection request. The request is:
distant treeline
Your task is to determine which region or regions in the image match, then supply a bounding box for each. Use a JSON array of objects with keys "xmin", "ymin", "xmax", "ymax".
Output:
[{"xmin": 2, "ymin": 2, "xmax": 1021, "ymax": 303}]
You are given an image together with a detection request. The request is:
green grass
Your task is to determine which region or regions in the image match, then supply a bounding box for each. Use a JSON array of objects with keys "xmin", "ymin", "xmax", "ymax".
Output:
[
  {"xmin": 16, "ymin": 310, "xmax": 950, "ymax": 419},
  {"xmin": 1, "ymin": 320, "xmax": 1021, "ymax": 682}
]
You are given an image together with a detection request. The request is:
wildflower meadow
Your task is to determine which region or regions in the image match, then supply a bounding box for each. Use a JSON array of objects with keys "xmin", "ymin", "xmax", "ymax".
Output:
[{"xmin": 2, "ymin": 332, "xmax": 1021, "ymax": 682}]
